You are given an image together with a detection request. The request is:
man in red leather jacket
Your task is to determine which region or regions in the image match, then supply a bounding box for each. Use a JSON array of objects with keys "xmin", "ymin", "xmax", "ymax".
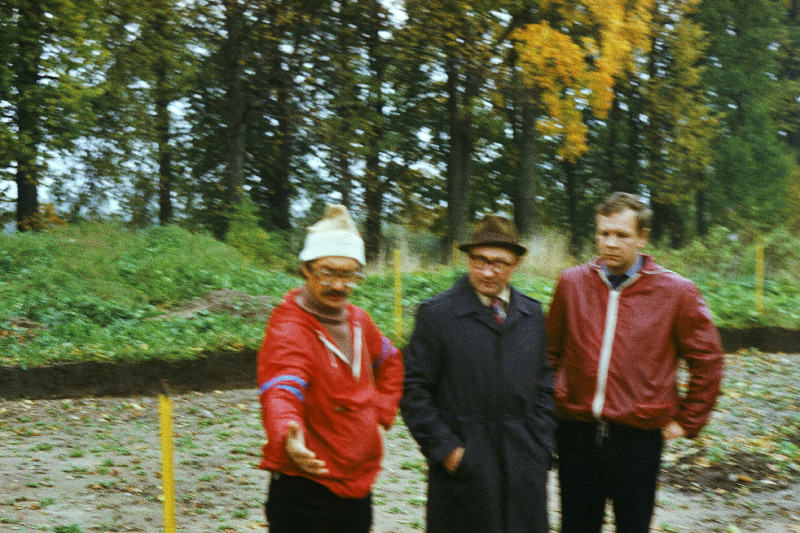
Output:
[{"xmin": 546, "ymin": 192, "xmax": 724, "ymax": 533}]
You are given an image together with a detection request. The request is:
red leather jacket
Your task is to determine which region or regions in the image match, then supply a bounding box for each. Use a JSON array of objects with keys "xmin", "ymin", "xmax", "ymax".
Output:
[
  {"xmin": 257, "ymin": 288, "xmax": 403, "ymax": 498},
  {"xmin": 546, "ymin": 255, "xmax": 723, "ymax": 437}
]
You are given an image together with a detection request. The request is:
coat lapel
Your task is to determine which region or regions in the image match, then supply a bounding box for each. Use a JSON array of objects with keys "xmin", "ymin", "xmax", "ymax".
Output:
[{"xmin": 451, "ymin": 276, "xmax": 534, "ymax": 332}]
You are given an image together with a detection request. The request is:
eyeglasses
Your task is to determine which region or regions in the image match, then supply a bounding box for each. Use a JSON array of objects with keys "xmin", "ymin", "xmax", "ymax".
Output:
[
  {"xmin": 311, "ymin": 268, "xmax": 365, "ymax": 288},
  {"xmin": 468, "ymin": 254, "xmax": 515, "ymax": 273}
]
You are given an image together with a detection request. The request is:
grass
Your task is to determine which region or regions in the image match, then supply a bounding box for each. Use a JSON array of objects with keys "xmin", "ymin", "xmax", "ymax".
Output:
[
  {"xmin": 0, "ymin": 222, "xmax": 798, "ymax": 368},
  {"xmin": 0, "ymin": 223, "xmax": 296, "ymax": 367}
]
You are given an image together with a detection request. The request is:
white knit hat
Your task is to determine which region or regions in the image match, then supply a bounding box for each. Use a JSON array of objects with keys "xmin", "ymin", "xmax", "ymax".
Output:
[{"xmin": 298, "ymin": 204, "xmax": 366, "ymax": 265}]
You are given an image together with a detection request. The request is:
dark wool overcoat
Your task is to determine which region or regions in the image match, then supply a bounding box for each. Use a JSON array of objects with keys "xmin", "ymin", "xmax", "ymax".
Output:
[{"xmin": 400, "ymin": 276, "xmax": 556, "ymax": 533}]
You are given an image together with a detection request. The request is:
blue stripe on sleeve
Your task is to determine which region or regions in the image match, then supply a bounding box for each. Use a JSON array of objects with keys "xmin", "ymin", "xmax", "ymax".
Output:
[
  {"xmin": 275, "ymin": 384, "xmax": 305, "ymax": 402},
  {"xmin": 372, "ymin": 336, "xmax": 397, "ymax": 369},
  {"xmin": 259, "ymin": 375, "xmax": 307, "ymax": 396}
]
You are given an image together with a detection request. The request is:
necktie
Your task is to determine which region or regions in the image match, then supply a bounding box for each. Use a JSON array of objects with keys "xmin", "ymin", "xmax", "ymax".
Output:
[
  {"xmin": 490, "ymin": 297, "xmax": 505, "ymax": 324},
  {"xmin": 608, "ymin": 274, "xmax": 628, "ymax": 289}
]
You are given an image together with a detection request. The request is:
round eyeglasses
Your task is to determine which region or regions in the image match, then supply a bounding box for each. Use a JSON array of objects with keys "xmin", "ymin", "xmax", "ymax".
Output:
[
  {"xmin": 311, "ymin": 267, "xmax": 365, "ymax": 288},
  {"xmin": 468, "ymin": 254, "xmax": 515, "ymax": 273}
]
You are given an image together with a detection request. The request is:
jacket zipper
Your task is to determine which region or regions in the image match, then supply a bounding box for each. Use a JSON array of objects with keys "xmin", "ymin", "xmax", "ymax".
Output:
[{"xmin": 592, "ymin": 289, "xmax": 620, "ymax": 419}]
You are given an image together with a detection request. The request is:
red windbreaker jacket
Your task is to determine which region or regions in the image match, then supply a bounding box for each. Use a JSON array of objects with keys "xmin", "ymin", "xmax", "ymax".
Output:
[
  {"xmin": 546, "ymin": 255, "xmax": 724, "ymax": 437},
  {"xmin": 257, "ymin": 288, "xmax": 403, "ymax": 498}
]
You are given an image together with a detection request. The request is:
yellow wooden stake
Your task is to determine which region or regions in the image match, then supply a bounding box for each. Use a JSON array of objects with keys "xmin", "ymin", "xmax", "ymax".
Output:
[
  {"xmin": 159, "ymin": 394, "xmax": 177, "ymax": 533},
  {"xmin": 755, "ymin": 244, "xmax": 765, "ymax": 314},
  {"xmin": 394, "ymin": 248, "xmax": 403, "ymax": 341}
]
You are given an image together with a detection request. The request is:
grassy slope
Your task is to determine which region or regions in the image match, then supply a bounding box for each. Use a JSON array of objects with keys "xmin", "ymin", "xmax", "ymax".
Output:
[
  {"xmin": 0, "ymin": 224, "xmax": 298, "ymax": 367},
  {"xmin": 1, "ymin": 223, "xmax": 798, "ymax": 368}
]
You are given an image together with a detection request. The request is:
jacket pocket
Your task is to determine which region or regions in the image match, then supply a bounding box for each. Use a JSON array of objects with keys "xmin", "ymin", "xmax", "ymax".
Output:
[{"xmin": 634, "ymin": 402, "xmax": 674, "ymax": 420}]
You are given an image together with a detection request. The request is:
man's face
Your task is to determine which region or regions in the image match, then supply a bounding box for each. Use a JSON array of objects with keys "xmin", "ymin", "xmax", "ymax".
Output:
[
  {"xmin": 466, "ymin": 245, "xmax": 520, "ymax": 298},
  {"xmin": 301, "ymin": 256, "xmax": 363, "ymax": 312},
  {"xmin": 595, "ymin": 208, "xmax": 649, "ymax": 275}
]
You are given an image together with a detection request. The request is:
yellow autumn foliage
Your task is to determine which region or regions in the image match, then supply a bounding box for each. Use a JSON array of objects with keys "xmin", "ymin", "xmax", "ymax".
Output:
[{"xmin": 512, "ymin": 0, "xmax": 654, "ymax": 161}]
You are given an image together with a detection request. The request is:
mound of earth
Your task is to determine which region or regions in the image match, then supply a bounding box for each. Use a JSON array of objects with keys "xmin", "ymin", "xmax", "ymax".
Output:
[{"xmin": 153, "ymin": 288, "xmax": 277, "ymax": 321}]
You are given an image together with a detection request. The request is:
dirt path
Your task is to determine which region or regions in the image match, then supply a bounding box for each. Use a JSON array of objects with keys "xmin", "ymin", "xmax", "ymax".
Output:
[{"xmin": 2, "ymin": 352, "xmax": 799, "ymax": 532}]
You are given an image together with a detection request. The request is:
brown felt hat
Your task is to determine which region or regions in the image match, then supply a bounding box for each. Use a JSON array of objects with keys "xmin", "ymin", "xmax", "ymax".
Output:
[{"xmin": 458, "ymin": 214, "xmax": 527, "ymax": 256}]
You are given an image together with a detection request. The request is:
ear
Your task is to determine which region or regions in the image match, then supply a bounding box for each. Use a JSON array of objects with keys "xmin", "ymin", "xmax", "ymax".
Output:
[
  {"xmin": 637, "ymin": 228, "xmax": 650, "ymax": 248},
  {"xmin": 513, "ymin": 254, "xmax": 523, "ymax": 267},
  {"xmin": 299, "ymin": 261, "xmax": 311, "ymax": 280}
]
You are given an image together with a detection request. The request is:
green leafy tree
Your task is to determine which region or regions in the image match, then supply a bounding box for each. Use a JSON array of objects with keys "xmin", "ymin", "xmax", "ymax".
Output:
[
  {"xmin": 399, "ymin": 1, "xmax": 509, "ymax": 255},
  {"xmin": 638, "ymin": 0, "xmax": 720, "ymax": 246},
  {"xmin": 0, "ymin": 0, "xmax": 103, "ymax": 230},
  {"xmin": 187, "ymin": 0, "xmax": 326, "ymax": 239},
  {"xmin": 186, "ymin": 0, "xmax": 251, "ymax": 238},
  {"xmin": 509, "ymin": 0, "xmax": 654, "ymax": 239},
  {"xmin": 698, "ymin": 0, "xmax": 793, "ymax": 231},
  {"xmin": 776, "ymin": 0, "xmax": 800, "ymax": 233},
  {"xmin": 73, "ymin": 0, "xmax": 193, "ymax": 227}
]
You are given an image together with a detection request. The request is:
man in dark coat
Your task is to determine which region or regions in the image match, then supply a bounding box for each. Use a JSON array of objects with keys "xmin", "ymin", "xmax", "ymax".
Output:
[{"xmin": 400, "ymin": 214, "xmax": 556, "ymax": 533}]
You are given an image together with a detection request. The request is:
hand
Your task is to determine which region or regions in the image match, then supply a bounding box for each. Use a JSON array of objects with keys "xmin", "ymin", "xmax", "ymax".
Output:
[
  {"xmin": 442, "ymin": 446, "xmax": 465, "ymax": 475},
  {"xmin": 285, "ymin": 421, "xmax": 329, "ymax": 476},
  {"xmin": 662, "ymin": 420, "xmax": 686, "ymax": 441}
]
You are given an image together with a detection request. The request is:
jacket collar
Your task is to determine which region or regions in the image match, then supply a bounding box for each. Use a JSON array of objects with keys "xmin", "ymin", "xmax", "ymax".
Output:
[
  {"xmin": 277, "ymin": 287, "xmax": 355, "ymax": 326},
  {"xmin": 589, "ymin": 254, "xmax": 671, "ymax": 289},
  {"xmin": 588, "ymin": 253, "xmax": 669, "ymax": 274},
  {"xmin": 451, "ymin": 275, "xmax": 533, "ymax": 328}
]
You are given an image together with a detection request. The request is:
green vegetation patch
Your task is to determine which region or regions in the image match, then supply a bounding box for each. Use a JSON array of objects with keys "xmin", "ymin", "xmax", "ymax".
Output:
[
  {"xmin": 0, "ymin": 223, "xmax": 297, "ymax": 367},
  {"xmin": 1, "ymin": 223, "xmax": 798, "ymax": 368}
]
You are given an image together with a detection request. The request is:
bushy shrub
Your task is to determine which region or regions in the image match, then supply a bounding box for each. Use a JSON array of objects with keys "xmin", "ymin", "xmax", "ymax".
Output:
[
  {"xmin": 653, "ymin": 225, "xmax": 800, "ymax": 281},
  {"xmin": 517, "ymin": 229, "xmax": 578, "ymax": 280},
  {"xmin": 380, "ymin": 224, "xmax": 449, "ymax": 269},
  {"xmin": 224, "ymin": 200, "xmax": 298, "ymax": 273},
  {"xmin": 760, "ymin": 227, "xmax": 800, "ymax": 280}
]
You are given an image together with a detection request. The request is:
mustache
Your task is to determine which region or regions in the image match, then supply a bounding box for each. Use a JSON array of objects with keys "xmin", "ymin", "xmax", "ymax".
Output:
[{"xmin": 322, "ymin": 289, "xmax": 348, "ymax": 299}]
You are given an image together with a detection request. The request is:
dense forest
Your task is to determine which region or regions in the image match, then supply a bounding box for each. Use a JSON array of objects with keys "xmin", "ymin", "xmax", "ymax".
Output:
[{"xmin": 2, "ymin": 0, "xmax": 799, "ymax": 261}]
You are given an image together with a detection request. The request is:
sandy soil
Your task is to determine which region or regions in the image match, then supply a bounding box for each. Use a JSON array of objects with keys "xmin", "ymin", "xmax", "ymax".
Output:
[{"xmin": 2, "ymin": 352, "xmax": 799, "ymax": 532}]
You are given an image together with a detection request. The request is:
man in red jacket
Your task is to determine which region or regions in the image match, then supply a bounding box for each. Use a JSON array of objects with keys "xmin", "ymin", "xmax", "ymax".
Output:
[
  {"xmin": 546, "ymin": 192, "xmax": 724, "ymax": 533},
  {"xmin": 257, "ymin": 204, "xmax": 403, "ymax": 533}
]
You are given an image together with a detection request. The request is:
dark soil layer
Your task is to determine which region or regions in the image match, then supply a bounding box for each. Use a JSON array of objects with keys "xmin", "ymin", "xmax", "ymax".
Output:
[
  {"xmin": 718, "ymin": 326, "xmax": 800, "ymax": 353},
  {"xmin": 0, "ymin": 350, "xmax": 256, "ymax": 401},
  {"xmin": 1, "ymin": 327, "xmax": 799, "ymax": 401}
]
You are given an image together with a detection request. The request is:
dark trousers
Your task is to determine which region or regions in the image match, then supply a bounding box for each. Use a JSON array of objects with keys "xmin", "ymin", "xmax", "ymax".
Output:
[
  {"xmin": 265, "ymin": 474, "xmax": 372, "ymax": 533},
  {"xmin": 557, "ymin": 420, "xmax": 663, "ymax": 533}
]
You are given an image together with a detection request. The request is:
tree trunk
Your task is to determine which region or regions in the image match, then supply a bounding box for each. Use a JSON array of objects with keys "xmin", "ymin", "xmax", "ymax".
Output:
[
  {"xmin": 268, "ymin": 91, "xmax": 294, "ymax": 231},
  {"xmin": 650, "ymin": 199, "xmax": 666, "ymax": 245},
  {"xmin": 14, "ymin": 2, "xmax": 43, "ymax": 231},
  {"xmin": 667, "ymin": 204, "xmax": 686, "ymax": 248},
  {"xmin": 154, "ymin": 63, "xmax": 173, "ymax": 225},
  {"xmin": 607, "ymin": 94, "xmax": 621, "ymax": 191},
  {"xmin": 623, "ymin": 83, "xmax": 641, "ymax": 193},
  {"xmin": 334, "ymin": 150, "xmax": 353, "ymax": 209},
  {"xmin": 444, "ymin": 57, "xmax": 473, "ymax": 261},
  {"xmin": 218, "ymin": 1, "xmax": 246, "ymax": 239},
  {"xmin": 252, "ymin": 2, "xmax": 295, "ymax": 232},
  {"xmin": 362, "ymin": 0, "xmax": 389, "ymax": 264},
  {"xmin": 695, "ymin": 181, "xmax": 708, "ymax": 238},
  {"xmin": 364, "ymin": 174, "xmax": 383, "ymax": 263},
  {"xmin": 514, "ymin": 102, "xmax": 538, "ymax": 238},
  {"xmin": 563, "ymin": 159, "xmax": 582, "ymax": 257}
]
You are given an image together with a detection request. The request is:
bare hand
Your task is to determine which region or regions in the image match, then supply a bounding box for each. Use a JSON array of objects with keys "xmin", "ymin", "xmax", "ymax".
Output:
[
  {"xmin": 662, "ymin": 420, "xmax": 686, "ymax": 441},
  {"xmin": 442, "ymin": 446, "xmax": 465, "ymax": 474},
  {"xmin": 285, "ymin": 421, "xmax": 329, "ymax": 476}
]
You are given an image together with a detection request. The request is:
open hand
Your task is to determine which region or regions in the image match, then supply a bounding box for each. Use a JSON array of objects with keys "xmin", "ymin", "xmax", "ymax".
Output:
[{"xmin": 285, "ymin": 421, "xmax": 329, "ymax": 476}]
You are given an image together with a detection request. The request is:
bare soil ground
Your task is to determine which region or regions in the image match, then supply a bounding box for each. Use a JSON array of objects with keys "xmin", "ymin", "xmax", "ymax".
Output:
[{"xmin": 2, "ymin": 351, "xmax": 799, "ymax": 533}]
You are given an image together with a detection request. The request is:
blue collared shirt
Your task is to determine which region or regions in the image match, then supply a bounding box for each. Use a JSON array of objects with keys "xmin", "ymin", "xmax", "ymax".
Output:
[{"xmin": 602, "ymin": 254, "xmax": 643, "ymax": 289}]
